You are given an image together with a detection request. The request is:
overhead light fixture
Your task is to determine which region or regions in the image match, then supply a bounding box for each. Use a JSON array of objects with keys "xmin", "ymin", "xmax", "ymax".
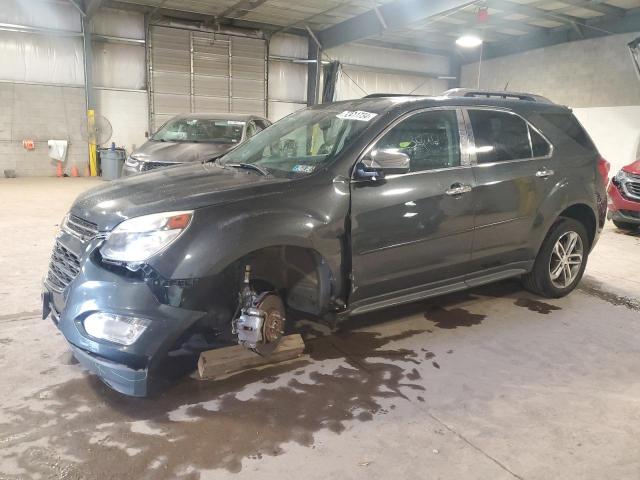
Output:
[{"xmin": 456, "ymin": 35, "xmax": 483, "ymax": 48}]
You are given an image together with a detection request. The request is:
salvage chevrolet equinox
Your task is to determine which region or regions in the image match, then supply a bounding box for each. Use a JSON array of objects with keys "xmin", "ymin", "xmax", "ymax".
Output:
[{"xmin": 43, "ymin": 89, "xmax": 609, "ymax": 396}]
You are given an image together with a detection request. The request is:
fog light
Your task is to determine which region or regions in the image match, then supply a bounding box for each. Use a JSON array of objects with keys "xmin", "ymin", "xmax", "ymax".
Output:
[{"xmin": 84, "ymin": 312, "xmax": 150, "ymax": 345}]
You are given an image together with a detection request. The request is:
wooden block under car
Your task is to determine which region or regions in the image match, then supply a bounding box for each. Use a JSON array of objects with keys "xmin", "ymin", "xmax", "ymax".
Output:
[{"xmin": 197, "ymin": 334, "xmax": 305, "ymax": 380}]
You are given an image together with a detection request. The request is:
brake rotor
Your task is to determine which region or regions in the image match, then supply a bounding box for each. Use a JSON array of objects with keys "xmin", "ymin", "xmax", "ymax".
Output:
[{"xmin": 252, "ymin": 293, "xmax": 285, "ymax": 356}]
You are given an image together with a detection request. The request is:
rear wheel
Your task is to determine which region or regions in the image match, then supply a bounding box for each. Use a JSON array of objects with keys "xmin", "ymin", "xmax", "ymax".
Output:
[
  {"xmin": 522, "ymin": 217, "xmax": 589, "ymax": 298},
  {"xmin": 613, "ymin": 219, "xmax": 638, "ymax": 231}
]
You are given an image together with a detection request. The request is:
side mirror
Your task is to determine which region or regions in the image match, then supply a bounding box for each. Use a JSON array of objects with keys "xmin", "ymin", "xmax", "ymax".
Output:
[{"xmin": 356, "ymin": 148, "xmax": 410, "ymax": 179}]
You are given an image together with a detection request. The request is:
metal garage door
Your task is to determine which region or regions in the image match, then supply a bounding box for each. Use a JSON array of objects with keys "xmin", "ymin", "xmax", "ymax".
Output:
[{"xmin": 148, "ymin": 26, "xmax": 267, "ymax": 131}]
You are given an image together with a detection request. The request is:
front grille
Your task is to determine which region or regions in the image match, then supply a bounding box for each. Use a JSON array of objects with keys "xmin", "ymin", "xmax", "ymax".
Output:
[
  {"xmin": 626, "ymin": 181, "xmax": 640, "ymax": 197},
  {"xmin": 64, "ymin": 214, "xmax": 98, "ymax": 241},
  {"xmin": 141, "ymin": 161, "xmax": 177, "ymax": 172},
  {"xmin": 46, "ymin": 242, "xmax": 81, "ymax": 291}
]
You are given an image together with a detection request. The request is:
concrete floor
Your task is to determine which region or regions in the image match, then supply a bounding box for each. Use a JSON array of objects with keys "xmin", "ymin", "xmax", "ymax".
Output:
[{"xmin": 1, "ymin": 177, "xmax": 639, "ymax": 480}]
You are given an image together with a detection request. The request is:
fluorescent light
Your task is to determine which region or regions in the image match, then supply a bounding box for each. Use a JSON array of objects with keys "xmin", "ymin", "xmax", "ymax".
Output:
[{"xmin": 456, "ymin": 35, "xmax": 483, "ymax": 48}]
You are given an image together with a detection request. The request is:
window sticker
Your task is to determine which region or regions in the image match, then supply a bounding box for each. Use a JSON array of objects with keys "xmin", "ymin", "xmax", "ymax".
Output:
[
  {"xmin": 292, "ymin": 164, "xmax": 315, "ymax": 173},
  {"xmin": 336, "ymin": 110, "xmax": 378, "ymax": 122},
  {"xmin": 227, "ymin": 120, "xmax": 246, "ymax": 125}
]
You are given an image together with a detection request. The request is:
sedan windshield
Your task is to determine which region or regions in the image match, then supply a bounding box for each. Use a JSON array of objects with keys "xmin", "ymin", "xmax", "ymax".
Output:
[
  {"xmin": 152, "ymin": 118, "xmax": 245, "ymax": 143},
  {"xmin": 219, "ymin": 107, "xmax": 377, "ymax": 178}
]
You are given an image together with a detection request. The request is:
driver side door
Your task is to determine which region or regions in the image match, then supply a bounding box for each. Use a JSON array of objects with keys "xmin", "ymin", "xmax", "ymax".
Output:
[{"xmin": 349, "ymin": 108, "xmax": 477, "ymax": 311}]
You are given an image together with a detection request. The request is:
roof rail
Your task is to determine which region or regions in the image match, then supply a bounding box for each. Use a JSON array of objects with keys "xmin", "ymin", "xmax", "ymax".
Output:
[
  {"xmin": 442, "ymin": 88, "xmax": 553, "ymax": 104},
  {"xmin": 362, "ymin": 93, "xmax": 421, "ymax": 98}
]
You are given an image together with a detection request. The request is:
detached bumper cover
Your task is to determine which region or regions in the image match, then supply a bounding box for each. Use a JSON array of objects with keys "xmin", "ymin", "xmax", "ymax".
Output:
[{"xmin": 70, "ymin": 345, "xmax": 149, "ymax": 397}]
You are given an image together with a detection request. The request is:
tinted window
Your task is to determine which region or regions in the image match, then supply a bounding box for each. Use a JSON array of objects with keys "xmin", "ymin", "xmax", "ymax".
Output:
[
  {"xmin": 530, "ymin": 127, "xmax": 551, "ymax": 157},
  {"xmin": 152, "ymin": 118, "xmax": 244, "ymax": 143},
  {"xmin": 539, "ymin": 112, "xmax": 596, "ymax": 152},
  {"xmin": 469, "ymin": 110, "xmax": 532, "ymax": 163},
  {"xmin": 375, "ymin": 110, "xmax": 461, "ymax": 172}
]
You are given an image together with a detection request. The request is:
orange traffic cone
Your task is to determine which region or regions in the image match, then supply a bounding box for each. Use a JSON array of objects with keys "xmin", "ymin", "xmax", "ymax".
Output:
[
  {"xmin": 71, "ymin": 165, "xmax": 79, "ymax": 177},
  {"xmin": 84, "ymin": 165, "xmax": 90, "ymax": 177},
  {"xmin": 56, "ymin": 161, "xmax": 63, "ymax": 177}
]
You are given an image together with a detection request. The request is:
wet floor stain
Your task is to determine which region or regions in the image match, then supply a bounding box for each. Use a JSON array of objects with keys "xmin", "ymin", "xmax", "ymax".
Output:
[
  {"xmin": 514, "ymin": 298, "xmax": 561, "ymax": 315},
  {"xmin": 425, "ymin": 306, "xmax": 487, "ymax": 329},
  {"xmin": 0, "ymin": 328, "xmax": 432, "ymax": 479},
  {"xmin": 579, "ymin": 278, "xmax": 640, "ymax": 312},
  {"xmin": 432, "ymin": 361, "xmax": 440, "ymax": 369},
  {"xmin": 0, "ymin": 338, "xmax": 12, "ymax": 345}
]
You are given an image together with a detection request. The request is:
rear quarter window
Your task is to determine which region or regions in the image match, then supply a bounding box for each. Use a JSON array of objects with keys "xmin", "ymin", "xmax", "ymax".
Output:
[{"xmin": 538, "ymin": 112, "xmax": 597, "ymax": 153}]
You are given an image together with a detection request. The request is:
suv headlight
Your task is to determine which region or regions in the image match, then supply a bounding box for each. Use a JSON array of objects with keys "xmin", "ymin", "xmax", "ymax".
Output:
[{"xmin": 100, "ymin": 211, "xmax": 193, "ymax": 263}]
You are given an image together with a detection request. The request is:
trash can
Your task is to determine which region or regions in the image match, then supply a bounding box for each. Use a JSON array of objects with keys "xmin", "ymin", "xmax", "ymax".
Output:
[{"xmin": 100, "ymin": 143, "xmax": 126, "ymax": 181}]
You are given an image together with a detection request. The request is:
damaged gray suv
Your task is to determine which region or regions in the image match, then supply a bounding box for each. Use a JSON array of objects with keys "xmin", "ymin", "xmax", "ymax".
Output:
[{"xmin": 43, "ymin": 90, "xmax": 609, "ymax": 396}]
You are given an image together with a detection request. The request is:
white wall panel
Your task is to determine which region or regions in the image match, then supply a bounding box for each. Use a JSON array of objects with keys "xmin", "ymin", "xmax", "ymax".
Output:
[
  {"xmin": 327, "ymin": 43, "xmax": 449, "ymax": 76},
  {"xmin": 91, "ymin": 7, "xmax": 145, "ymax": 40},
  {"xmin": 96, "ymin": 89, "xmax": 148, "ymax": 154},
  {"xmin": 93, "ymin": 42, "xmax": 146, "ymax": 90},
  {"xmin": 335, "ymin": 66, "xmax": 448, "ymax": 101},
  {"xmin": 269, "ymin": 33, "xmax": 307, "ymax": 59},
  {"xmin": 0, "ymin": 0, "xmax": 81, "ymax": 32},
  {"xmin": 0, "ymin": 31, "xmax": 84, "ymax": 85},
  {"xmin": 574, "ymin": 106, "xmax": 640, "ymax": 174},
  {"xmin": 267, "ymin": 101, "xmax": 306, "ymax": 122},
  {"xmin": 268, "ymin": 60, "xmax": 307, "ymax": 102}
]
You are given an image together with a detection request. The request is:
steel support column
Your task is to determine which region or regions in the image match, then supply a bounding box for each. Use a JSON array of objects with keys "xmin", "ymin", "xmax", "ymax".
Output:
[{"xmin": 307, "ymin": 38, "xmax": 321, "ymax": 106}]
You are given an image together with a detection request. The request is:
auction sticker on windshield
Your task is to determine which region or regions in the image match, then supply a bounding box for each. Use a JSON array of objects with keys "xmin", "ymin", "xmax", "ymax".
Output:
[{"xmin": 336, "ymin": 111, "xmax": 378, "ymax": 122}]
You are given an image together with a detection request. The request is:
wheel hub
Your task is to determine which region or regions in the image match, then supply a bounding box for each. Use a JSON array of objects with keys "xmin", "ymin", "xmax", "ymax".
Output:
[{"xmin": 549, "ymin": 231, "xmax": 584, "ymax": 289}]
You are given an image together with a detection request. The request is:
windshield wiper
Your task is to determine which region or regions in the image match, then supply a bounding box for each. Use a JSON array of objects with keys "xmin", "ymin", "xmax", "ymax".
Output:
[{"xmin": 224, "ymin": 163, "xmax": 270, "ymax": 176}]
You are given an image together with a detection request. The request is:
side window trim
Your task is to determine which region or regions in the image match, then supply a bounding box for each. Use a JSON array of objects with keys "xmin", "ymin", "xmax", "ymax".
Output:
[
  {"xmin": 352, "ymin": 106, "xmax": 472, "ymax": 180},
  {"xmin": 462, "ymin": 107, "xmax": 554, "ymax": 166}
]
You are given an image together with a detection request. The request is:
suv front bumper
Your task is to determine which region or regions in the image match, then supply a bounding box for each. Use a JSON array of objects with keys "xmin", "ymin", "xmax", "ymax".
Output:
[{"xmin": 43, "ymin": 240, "xmax": 206, "ymax": 396}]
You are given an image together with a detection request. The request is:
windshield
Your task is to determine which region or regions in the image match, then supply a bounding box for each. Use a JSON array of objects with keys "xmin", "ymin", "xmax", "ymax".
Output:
[
  {"xmin": 152, "ymin": 118, "xmax": 245, "ymax": 143},
  {"xmin": 219, "ymin": 107, "xmax": 377, "ymax": 178}
]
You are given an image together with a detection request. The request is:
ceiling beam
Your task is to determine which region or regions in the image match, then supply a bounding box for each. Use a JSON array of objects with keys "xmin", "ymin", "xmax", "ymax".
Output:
[
  {"xmin": 552, "ymin": 0, "xmax": 625, "ymax": 17},
  {"xmin": 450, "ymin": 10, "xmax": 548, "ymax": 35},
  {"xmin": 356, "ymin": 39, "xmax": 453, "ymax": 57},
  {"xmin": 485, "ymin": 0, "xmax": 584, "ymax": 25},
  {"xmin": 479, "ymin": 7, "xmax": 640, "ymax": 60},
  {"xmin": 103, "ymin": 0, "xmax": 308, "ymax": 36},
  {"xmin": 85, "ymin": 0, "xmax": 103, "ymax": 18},
  {"xmin": 316, "ymin": 0, "xmax": 477, "ymax": 50},
  {"xmin": 218, "ymin": 0, "xmax": 269, "ymax": 19},
  {"xmin": 68, "ymin": 0, "xmax": 87, "ymax": 17}
]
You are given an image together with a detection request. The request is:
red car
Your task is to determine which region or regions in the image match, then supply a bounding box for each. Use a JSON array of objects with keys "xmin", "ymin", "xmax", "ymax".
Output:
[{"xmin": 608, "ymin": 160, "xmax": 640, "ymax": 231}]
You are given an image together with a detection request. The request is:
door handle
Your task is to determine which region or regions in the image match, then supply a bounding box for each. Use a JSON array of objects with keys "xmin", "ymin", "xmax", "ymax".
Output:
[
  {"xmin": 445, "ymin": 183, "xmax": 472, "ymax": 196},
  {"xmin": 536, "ymin": 168, "xmax": 555, "ymax": 178}
]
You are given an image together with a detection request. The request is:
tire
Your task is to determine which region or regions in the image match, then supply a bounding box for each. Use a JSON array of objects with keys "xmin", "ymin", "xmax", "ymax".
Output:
[
  {"xmin": 612, "ymin": 219, "xmax": 638, "ymax": 231},
  {"xmin": 522, "ymin": 217, "xmax": 589, "ymax": 298}
]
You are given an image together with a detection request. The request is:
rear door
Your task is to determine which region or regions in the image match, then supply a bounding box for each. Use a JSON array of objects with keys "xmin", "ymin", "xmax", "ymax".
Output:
[
  {"xmin": 465, "ymin": 107, "xmax": 555, "ymax": 274},
  {"xmin": 350, "ymin": 108, "xmax": 477, "ymax": 307}
]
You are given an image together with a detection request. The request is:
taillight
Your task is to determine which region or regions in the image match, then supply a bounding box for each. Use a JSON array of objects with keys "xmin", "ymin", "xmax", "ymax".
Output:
[{"xmin": 597, "ymin": 157, "xmax": 610, "ymax": 188}]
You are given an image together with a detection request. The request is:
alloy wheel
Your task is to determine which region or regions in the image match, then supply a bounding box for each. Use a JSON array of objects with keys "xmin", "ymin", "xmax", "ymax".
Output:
[{"xmin": 549, "ymin": 231, "xmax": 584, "ymax": 289}]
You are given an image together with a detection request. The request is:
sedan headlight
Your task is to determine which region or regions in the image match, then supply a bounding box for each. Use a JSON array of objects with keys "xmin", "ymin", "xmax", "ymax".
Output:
[
  {"xmin": 84, "ymin": 312, "xmax": 150, "ymax": 345},
  {"xmin": 125, "ymin": 153, "xmax": 148, "ymax": 168},
  {"xmin": 614, "ymin": 170, "xmax": 630, "ymax": 183},
  {"xmin": 100, "ymin": 211, "xmax": 193, "ymax": 263}
]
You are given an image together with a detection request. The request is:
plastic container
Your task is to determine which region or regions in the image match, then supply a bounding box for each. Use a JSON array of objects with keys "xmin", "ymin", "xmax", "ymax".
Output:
[{"xmin": 100, "ymin": 143, "xmax": 126, "ymax": 181}]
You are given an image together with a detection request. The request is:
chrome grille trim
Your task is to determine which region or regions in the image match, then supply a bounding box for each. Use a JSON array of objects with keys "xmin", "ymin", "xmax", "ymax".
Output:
[
  {"xmin": 63, "ymin": 214, "xmax": 99, "ymax": 241},
  {"xmin": 46, "ymin": 241, "xmax": 81, "ymax": 292}
]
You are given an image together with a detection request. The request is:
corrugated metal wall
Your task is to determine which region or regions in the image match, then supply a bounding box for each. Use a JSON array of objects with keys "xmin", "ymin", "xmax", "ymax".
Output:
[{"xmin": 149, "ymin": 26, "xmax": 266, "ymax": 130}]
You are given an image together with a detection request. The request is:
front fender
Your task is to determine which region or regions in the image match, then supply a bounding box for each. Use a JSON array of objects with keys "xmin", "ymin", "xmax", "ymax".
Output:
[{"xmin": 147, "ymin": 177, "xmax": 349, "ymax": 297}]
